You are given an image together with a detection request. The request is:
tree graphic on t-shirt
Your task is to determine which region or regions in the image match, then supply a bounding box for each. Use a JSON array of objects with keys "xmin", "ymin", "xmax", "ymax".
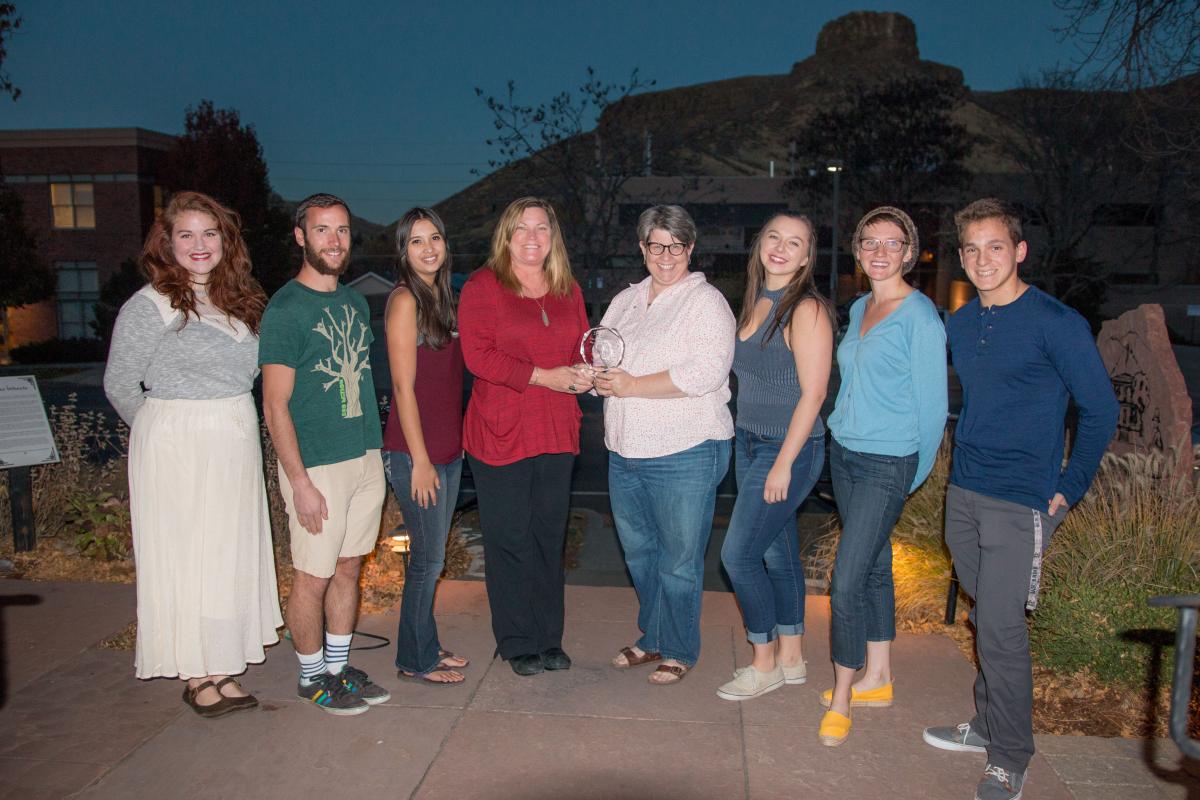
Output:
[{"xmin": 312, "ymin": 304, "xmax": 371, "ymax": 418}]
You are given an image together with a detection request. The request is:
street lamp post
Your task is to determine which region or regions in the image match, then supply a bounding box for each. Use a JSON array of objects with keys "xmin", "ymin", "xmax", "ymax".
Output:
[{"xmin": 826, "ymin": 159, "xmax": 844, "ymax": 303}]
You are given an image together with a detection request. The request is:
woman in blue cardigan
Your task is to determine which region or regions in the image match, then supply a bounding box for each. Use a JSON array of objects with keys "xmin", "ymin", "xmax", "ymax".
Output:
[{"xmin": 817, "ymin": 206, "xmax": 948, "ymax": 746}]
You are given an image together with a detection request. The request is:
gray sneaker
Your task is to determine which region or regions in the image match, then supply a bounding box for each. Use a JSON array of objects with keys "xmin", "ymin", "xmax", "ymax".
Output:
[
  {"xmin": 339, "ymin": 665, "xmax": 391, "ymax": 705},
  {"xmin": 975, "ymin": 763, "xmax": 1027, "ymax": 800},
  {"xmin": 922, "ymin": 722, "xmax": 989, "ymax": 753},
  {"xmin": 296, "ymin": 672, "xmax": 369, "ymax": 716}
]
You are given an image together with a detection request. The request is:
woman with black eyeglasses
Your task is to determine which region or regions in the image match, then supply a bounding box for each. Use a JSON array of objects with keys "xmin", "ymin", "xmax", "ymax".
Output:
[
  {"xmin": 816, "ymin": 206, "xmax": 947, "ymax": 746},
  {"xmin": 594, "ymin": 204, "xmax": 735, "ymax": 686}
]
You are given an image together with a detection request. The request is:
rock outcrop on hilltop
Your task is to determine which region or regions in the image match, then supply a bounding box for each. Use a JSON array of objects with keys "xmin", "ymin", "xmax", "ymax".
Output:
[
  {"xmin": 422, "ymin": 10, "xmax": 1163, "ymax": 257},
  {"xmin": 599, "ymin": 11, "xmax": 967, "ymax": 178}
]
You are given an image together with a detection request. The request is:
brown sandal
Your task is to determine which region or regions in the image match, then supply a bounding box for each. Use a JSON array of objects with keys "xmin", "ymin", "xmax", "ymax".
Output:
[
  {"xmin": 612, "ymin": 646, "xmax": 662, "ymax": 669},
  {"xmin": 182, "ymin": 680, "xmax": 237, "ymax": 718},
  {"xmin": 214, "ymin": 676, "xmax": 258, "ymax": 709},
  {"xmin": 649, "ymin": 663, "xmax": 688, "ymax": 685}
]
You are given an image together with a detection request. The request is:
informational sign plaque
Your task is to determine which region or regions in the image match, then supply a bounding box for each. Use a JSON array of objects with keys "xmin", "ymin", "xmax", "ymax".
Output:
[{"xmin": 0, "ymin": 376, "xmax": 60, "ymax": 469}]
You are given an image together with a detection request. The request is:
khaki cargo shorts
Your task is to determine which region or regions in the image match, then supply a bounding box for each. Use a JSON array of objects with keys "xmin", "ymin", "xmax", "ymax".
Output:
[{"xmin": 279, "ymin": 449, "xmax": 386, "ymax": 578}]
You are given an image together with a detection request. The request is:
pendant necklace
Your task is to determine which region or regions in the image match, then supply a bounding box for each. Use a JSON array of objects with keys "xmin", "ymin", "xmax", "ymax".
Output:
[{"xmin": 524, "ymin": 290, "xmax": 550, "ymax": 327}]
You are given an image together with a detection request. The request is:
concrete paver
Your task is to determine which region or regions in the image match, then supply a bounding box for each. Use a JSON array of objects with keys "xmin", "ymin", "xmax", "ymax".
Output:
[
  {"xmin": 414, "ymin": 710, "xmax": 746, "ymax": 800},
  {"xmin": 471, "ymin": 619, "xmax": 741, "ymax": 725},
  {"xmin": 0, "ymin": 758, "xmax": 108, "ymax": 800},
  {"xmin": 0, "ymin": 581, "xmax": 136, "ymax": 693},
  {"xmin": 0, "ymin": 578, "xmax": 1195, "ymax": 799},
  {"xmin": 78, "ymin": 703, "xmax": 461, "ymax": 800},
  {"xmin": 743, "ymin": 723, "xmax": 1073, "ymax": 800},
  {"xmin": 0, "ymin": 647, "xmax": 181, "ymax": 763},
  {"xmin": 1036, "ymin": 735, "xmax": 1200, "ymax": 799}
]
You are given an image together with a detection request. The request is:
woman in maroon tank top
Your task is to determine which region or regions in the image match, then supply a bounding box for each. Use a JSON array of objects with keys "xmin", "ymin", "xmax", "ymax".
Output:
[{"xmin": 382, "ymin": 207, "xmax": 468, "ymax": 684}]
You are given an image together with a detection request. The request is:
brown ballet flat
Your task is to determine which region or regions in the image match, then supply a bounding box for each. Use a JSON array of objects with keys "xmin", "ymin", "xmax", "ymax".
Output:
[
  {"xmin": 182, "ymin": 680, "xmax": 238, "ymax": 718},
  {"xmin": 214, "ymin": 676, "xmax": 258, "ymax": 709}
]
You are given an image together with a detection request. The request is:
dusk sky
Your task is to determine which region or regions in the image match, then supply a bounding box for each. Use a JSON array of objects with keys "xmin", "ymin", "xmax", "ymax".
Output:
[{"xmin": 3, "ymin": 1, "xmax": 1091, "ymax": 224}]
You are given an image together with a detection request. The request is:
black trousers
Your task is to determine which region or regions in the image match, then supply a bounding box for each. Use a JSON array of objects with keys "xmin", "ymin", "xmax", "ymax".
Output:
[{"xmin": 467, "ymin": 452, "xmax": 573, "ymax": 660}]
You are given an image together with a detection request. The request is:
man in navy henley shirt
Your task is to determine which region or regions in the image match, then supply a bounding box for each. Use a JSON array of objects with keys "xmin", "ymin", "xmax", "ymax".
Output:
[{"xmin": 922, "ymin": 199, "xmax": 1118, "ymax": 800}]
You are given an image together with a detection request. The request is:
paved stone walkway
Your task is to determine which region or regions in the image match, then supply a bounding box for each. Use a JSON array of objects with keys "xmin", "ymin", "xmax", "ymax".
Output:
[{"xmin": 0, "ymin": 579, "xmax": 1196, "ymax": 799}]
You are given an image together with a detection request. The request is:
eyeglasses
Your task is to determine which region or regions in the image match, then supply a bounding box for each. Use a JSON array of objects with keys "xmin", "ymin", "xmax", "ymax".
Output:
[
  {"xmin": 645, "ymin": 242, "xmax": 687, "ymax": 256},
  {"xmin": 858, "ymin": 238, "xmax": 907, "ymax": 253}
]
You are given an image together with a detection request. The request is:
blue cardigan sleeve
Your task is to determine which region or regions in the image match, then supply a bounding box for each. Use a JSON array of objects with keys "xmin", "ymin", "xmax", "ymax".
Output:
[
  {"xmin": 1044, "ymin": 312, "xmax": 1119, "ymax": 505},
  {"xmin": 908, "ymin": 314, "xmax": 949, "ymax": 492}
]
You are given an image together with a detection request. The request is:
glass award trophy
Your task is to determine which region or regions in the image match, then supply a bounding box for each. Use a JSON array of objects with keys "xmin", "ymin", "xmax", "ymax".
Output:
[{"xmin": 579, "ymin": 326, "xmax": 625, "ymax": 372}]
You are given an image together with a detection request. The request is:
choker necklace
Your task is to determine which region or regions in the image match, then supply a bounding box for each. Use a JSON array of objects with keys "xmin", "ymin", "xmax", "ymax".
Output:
[{"xmin": 523, "ymin": 290, "xmax": 549, "ymax": 327}]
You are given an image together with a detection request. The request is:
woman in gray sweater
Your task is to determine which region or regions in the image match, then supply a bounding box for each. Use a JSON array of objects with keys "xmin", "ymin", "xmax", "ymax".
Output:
[{"xmin": 104, "ymin": 191, "xmax": 282, "ymax": 718}]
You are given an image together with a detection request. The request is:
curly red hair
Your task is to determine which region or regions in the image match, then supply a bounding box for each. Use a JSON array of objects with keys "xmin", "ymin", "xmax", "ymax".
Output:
[{"xmin": 140, "ymin": 191, "xmax": 267, "ymax": 333}]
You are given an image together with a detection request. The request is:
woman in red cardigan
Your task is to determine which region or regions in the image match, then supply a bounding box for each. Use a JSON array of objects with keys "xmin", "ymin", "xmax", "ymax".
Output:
[{"xmin": 458, "ymin": 197, "xmax": 593, "ymax": 676}]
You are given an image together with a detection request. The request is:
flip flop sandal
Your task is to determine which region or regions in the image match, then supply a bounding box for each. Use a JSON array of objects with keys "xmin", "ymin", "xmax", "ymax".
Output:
[
  {"xmin": 435, "ymin": 650, "xmax": 469, "ymax": 670},
  {"xmin": 214, "ymin": 676, "xmax": 258, "ymax": 709},
  {"xmin": 396, "ymin": 668, "xmax": 465, "ymax": 686},
  {"xmin": 612, "ymin": 646, "xmax": 663, "ymax": 669},
  {"xmin": 182, "ymin": 680, "xmax": 238, "ymax": 718},
  {"xmin": 648, "ymin": 663, "xmax": 688, "ymax": 685}
]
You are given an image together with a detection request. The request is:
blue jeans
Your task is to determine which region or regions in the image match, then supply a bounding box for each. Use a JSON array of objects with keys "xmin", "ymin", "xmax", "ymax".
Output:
[
  {"xmin": 609, "ymin": 438, "xmax": 731, "ymax": 666},
  {"xmin": 828, "ymin": 438, "xmax": 917, "ymax": 670},
  {"xmin": 721, "ymin": 428, "xmax": 824, "ymax": 644},
  {"xmin": 383, "ymin": 450, "xmax": 463, "ymax": 674}
]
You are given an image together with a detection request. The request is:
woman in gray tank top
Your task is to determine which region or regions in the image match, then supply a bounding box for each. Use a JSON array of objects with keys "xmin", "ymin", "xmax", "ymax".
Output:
[{"xmin": 717, "ymin": 213, "xmax": 834, "ymax": 702}]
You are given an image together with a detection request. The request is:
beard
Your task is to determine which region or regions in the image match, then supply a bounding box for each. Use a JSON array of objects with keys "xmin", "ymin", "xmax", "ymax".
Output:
[{"xmin": 303, "ymin": 238, "xmax": 350, "ymax": 276}]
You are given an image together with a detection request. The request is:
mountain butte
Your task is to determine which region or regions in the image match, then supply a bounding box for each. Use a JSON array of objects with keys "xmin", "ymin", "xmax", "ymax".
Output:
[{"xmin": 408, "ymin": 10, "xmax": 1178, "ymax": 257}]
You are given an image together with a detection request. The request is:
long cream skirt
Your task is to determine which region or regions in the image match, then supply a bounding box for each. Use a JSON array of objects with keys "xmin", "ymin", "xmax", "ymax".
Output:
[{"xmin": 128, "ymin": 394, "xmax": 283, "ymax": 679}]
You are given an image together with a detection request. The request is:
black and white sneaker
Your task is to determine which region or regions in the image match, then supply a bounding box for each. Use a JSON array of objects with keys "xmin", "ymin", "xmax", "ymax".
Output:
[
  {"xmin": 339, "ymin": 665, "xmax": 391, "ymax": 705},
  {"xmin": 297, "ymin": 672, "xmax": 369, "ymax": 716},
  {"xmin": 922, "ymin": 722, "xmax": 989, "ymax": 753}
]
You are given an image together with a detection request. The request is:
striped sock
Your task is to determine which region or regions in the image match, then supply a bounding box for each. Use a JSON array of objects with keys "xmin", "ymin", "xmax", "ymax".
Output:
[
  {"xmin": 297, "ymin": 649, "xmax": 326, "ymax": 686},
  {"xmin": 325, "ymin": 632, "xmax": 353, "ymax": 675}
]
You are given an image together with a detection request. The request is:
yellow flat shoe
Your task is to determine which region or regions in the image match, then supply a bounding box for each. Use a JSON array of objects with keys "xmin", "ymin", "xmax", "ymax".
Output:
[
  {"xmin": 818, "ymin": 710, "xmax": 851, "ymax": 746},
  {"xmin": 819, "ymin": 681, "xmax": 894, "ymax": 708}
]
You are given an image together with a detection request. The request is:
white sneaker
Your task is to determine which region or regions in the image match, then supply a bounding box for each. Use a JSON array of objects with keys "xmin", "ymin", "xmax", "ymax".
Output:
[
  {"xmin": 781, "ymin": 659, "xmax": 807, "ymax": 685},
  {"xmin": 717, "ymin": 665, "xmax": 785, "ymax": 701}
]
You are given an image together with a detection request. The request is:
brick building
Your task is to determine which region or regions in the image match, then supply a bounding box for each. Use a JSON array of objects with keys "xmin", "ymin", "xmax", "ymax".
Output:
[{"xmin": 0, "ymin": 127, "xmax": 175, "ymax": 349}]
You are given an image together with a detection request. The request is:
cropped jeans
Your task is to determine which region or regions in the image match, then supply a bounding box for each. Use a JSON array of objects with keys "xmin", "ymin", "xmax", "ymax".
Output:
[
  {"xmin": 721, "ymin": 428, "xmax": 824, "ymax": 644},
  {"xmin": 828, "ymin": 438, "xmax": 917, "ymax": 670},
  {"xmin": 609, "ymin": 438, "xmax": 731, "ymax": 667},
  {"xmin": 383, "ymin": 451, "xmax": 463, "ymax": 675}
]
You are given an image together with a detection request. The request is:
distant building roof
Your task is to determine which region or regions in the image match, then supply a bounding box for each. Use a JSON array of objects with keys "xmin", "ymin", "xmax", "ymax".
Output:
[
  {"xmin": 0, "ymin": 127, "xmax": 176, "ymax": 151},
  {"xmin": 346, "ymin": 271, "xmax": 395, "ymax": 296}
]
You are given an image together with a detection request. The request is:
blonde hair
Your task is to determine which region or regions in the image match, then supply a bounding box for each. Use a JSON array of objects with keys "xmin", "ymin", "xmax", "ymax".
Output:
[{"xmin": 487, "ymin": 197, "xmax": 576, "ymax": 297}]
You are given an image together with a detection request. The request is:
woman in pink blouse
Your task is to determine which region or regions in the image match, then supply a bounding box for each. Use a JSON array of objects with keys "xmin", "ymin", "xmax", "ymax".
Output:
[{"xmin": 595, "ymin": 205, "xmax": 735, "ymax": 684}]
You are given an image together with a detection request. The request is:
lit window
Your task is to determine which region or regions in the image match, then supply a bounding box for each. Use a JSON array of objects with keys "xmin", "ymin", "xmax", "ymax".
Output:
[
  {"xmin": 50, "ymin": 182, "xmax": 96, "ymax": 229},
  {"xmin": 153, "ymin": 185, "xmax": 165, "ymax": 219},
  {"xmin": 56, "ymin": 262, "xmax": 100, "ymax": 339}
]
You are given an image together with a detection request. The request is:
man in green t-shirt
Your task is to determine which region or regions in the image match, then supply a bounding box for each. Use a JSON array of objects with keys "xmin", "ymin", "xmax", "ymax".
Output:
[{"xmin": 261, "ymin": 193, "xmax": 388, "ymax": 716}]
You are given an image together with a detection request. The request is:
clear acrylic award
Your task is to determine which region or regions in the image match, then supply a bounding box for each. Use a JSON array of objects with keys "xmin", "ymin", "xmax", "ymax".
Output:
[{"xmin": 579, "ymin": 326, "xmax": 625, "ymax": 372}]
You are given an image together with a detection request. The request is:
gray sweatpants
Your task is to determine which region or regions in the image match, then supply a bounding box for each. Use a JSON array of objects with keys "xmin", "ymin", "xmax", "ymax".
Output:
[{"xmin": 944, "ymin": 483, "xmax": 1066, "ymax": 773}]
